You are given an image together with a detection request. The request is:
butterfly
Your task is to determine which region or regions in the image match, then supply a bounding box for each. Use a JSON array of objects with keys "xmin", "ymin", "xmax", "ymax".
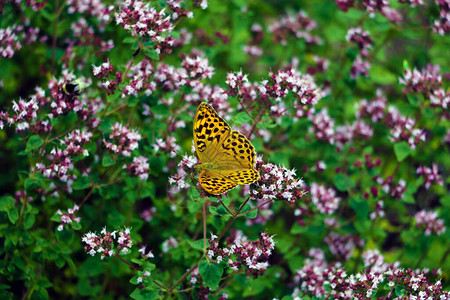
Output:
[{"xmin": 193, "ymin": 102, "xmax": 260, "ymax": 195}]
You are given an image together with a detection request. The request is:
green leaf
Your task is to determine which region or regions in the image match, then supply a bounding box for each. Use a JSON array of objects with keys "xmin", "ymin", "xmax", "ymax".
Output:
[
  {"xmin": 240, "ymin": 204, "xmax": 258, "ymax": 219},
  {"xmin": 394, "ymin": 142, "xmax": 412, "ymax": 162},
  {"xmin": 187, "ymin": 239, "xmax": 210, "ymax": 251},
  {"xmin": 26, "ymin": 135, "xmax": 43, "ymax": 152},
  {"xmin": 395, "ymin": 285, "xmax": 406, "ymax": 296},
  {"xmin": 209, "ymin": 205, "xmax": 231, "ymax": 217},
  {"xmin": 72, "ymin": 176, "xmax": 91, "ymax": 190},
  {"xmin": 25, "ymin": 177, "xmax": 43, "ymax": 192},
  {"xmin": 231, "ymin": 112, "xmax": 252, "ymax": 126},
  {"xmin": 24, "ymin": 213, "xmax": 36, "ymax": 229},
  {"xmin": 150, "ymin": 104, "xmax": 170, "ymax": 117},
  {"xmin": 350, "ymin": 197, "xmax": 369, "ymax": 221},
  {"xmin": 102, "ymin": 154, "xmax": 116, "ymax": 167},
  {"xmin": 30, "ymin": 287, "xmax": 49, "ymax": 300},
  {"xmin": 128, "ymin": 96, "xmax": 140, "ymax": 107},
  {"xmin": 198, "ymin": 260, "xmax": 223, "ymax": 291},
  {"xmin": 144, "ymin": 48, "xmax": 159, "ymax": 60},
  {"xmin": 334, "ymin": 173, "xmax": 348, "ymax": 191},
  {"xmin": 130, "ymin": 288, "xmax": 160, "ymax": 300},
  {"xmin": 406, "ymin": 94, "xmax": 419, "ymax": 107},
  {"xmin": 0, "ymin": 195, "xmax": 15, "ymax": 211},
  {"xmin": 56, "ymin": 228, "xmax": 74, "ymax": 244},
  {"xmin": 7, "ymin": 207, "xmax": 19, "ymax": 224},
  {"xmin": 402, "ymin": 60, "xmax": 409, "ymax": 70}
]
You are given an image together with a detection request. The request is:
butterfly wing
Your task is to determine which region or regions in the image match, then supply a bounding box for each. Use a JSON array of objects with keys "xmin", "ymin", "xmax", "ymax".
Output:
[
  {"xmin": 194, "ymin": 102, "xmax": 260, "ymax": 195},
  {"xmin": 199, "ymin": 170, "xmax": 238, "ymax": 195},
  {"xmin": 215, "ymin": 130, "xmax": 257, "ymax": 169},
  {"xmin": 193, "ymin": 103, "xmax": 231, "ymax": 164},
  {"xmin": 216, "ymin": 168, "xmax": 260, "ymax": 185}
]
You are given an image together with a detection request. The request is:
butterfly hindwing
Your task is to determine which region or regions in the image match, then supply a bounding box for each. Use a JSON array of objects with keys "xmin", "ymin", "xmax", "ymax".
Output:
[
  {"xmin": 218, "ymin": 168, "xmax": 260, "ymax": 185},
  {"xmin": 199, "ymin": 170, "xmax": 238, "ymax": 195}
]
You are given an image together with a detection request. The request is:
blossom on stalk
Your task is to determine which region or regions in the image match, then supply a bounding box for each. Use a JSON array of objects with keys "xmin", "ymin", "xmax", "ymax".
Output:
[
  {"xmin": 56, "ymin": 204, "xmax": 81, "ymax": 231},
  {"xmin": 310, "ymin": 183, "xmax": 340, "ymax": 215},
  {"xmin": 325, "ymin": 232, "xmax": 363, "ymax": 261},
  {"xmin": 82, "ymin": 227, "xmax": 133, "ymax": 259},
  {"xmin": 103, "ymin": 122, "xmax": 142, "ymax": 157},
  {"xmin": 251, "ymin": 156, "xmax": 307, "ymax": 204},
  {"xmin": 268, "ymin": 11, "xmax": 322, "ymax": 45},
  {"xmin": 346, "ymin": 27, "xmax": 373, "ymax": 56},
  {"xmin": 415, "ymin": 210, "xmax": 446, "ymax": 236},
  {"xmin": 153, "ymin": 136, "xmax": 181, "ymax": 158},
  {"xmin": 350, "ymin": 55, "xmax": 370, "ymax": 79},
  {"xmin": 207, "ymin": 231, "xmax": 275, "ymax": 278},
  {"xmin": 399, "ymin": 64, "xmax": 442, "ymax": 95},
  {"xmin": 416, "ymin": 164, "xmax": 443, "ymax": 189},
  {"xmin": 123, "ymin": 156, "xmax": 150, "ymax": 180}
]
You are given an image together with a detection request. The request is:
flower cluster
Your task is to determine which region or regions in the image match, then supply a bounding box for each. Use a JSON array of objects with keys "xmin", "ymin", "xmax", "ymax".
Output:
[
  {"xmin": 399, "ymin": 64, "xmax": 443, "ymax": 96},
  {"xmin": 47, "ymin": 75, "xmax": 101, "ymax": 125},
  {"xmin": 416, "ymin": 164, "xmax": 443, "ymax": 189},
  {"xmin": 36, "ymin": 129, "xmax": 93, "ymax": 183},
  {"xmin": 292, "ymin": 248, "xmax": 351, "ymax": 299},
  {"xmin": 61, "ymin": 129, "xmax": 93, "ymax": 156},
  {"xmin": 67, "ymin": 0, "xmax": 114, "ymax": 28},
  {"xmin": 123, "ymin": 156, "xmax": 150, "ymax": 181},
  {"xmin": 82, "ymin": 227, "xmax": 133, "ymax": 259},
  {"xmin": 310, "ymin": 183, "xmax": 340, "ymax": 215},
  {"xmin": 346, "ymin": 27, "xmax": 373, "ymax": 56},
  {"xmin": 56, "ymin": 204, "xmax": 81, "ymax": 231},
  {"xmin": 433, "ymin": 0, "xmax": 450, "ymax": 35},
  {"xmin": 207, "ymin": 231, "xmax": 275, "ymax": 278},
  {"xmin": 70, "ymin": 18, "xmax": 114, "ymax": 54},
  {"xmin": 5, "ymin": 97, "xmax": 39, "ymax": 132},
  {"xmin": 293, "ymin": 248, "xmax": 450, "ymax": 299},
  {"xmin": 325, "ymin": 232, "xmax": 363, "ymax": 261},
  {"xmin": 251, "ymin": 156, "xmax": 307, "ymax": 204},
  {"xmin": 0, "ymin": 25, "xmax": 41, "ymax": 58},
  {"xmin": 152, "ymin": 136, "xmax": 181, "ymax": 158},
  {"xmin": 181, "ymin": 55, "xmax": 214, "ymax": 81},
  {"xmin": 356, "ymin": 91, "xmax": 427, "ymax": 150},
  {"xmin": 352, "ymin": 250, "xmax": 448, "ymax": 299},
  {"xmin": 168, "ymin": 154, "xmax": 198, "ymax": 194},
  {"xmin": 336, "ymin": 0, "xmax": 402, "ymax": 23},
  {"xmin": 243, "ymin": 23, "xmax": 264, "ymax": 56},
  {"xmin": 415, "ymin": 210, "xmax": 446, "ymax": 236},
  {"xmin": 161, "ymin": 237, "xmax": 179, "ymax": 253},
  {"xmin": 356, "ymin": 90, "xmax": 387, "ymax": 122},
  {"xmin": 140, "ymin": 206, "xmax": 157, "ymax": 222},
  {"xmin": 268, "ymin": 11, "xmax": 321, "ymax": 45},
  {"xmin": 350, "ymin": 54, "xmax": 371, "ymax": 79},
  {"xmin": 387, "ymin": 107, "xmax": 426, "ymax": 149},
  {"xmin": 103, "ymin": 122, "xmax": 142, "ymax": 157},
  {"xmin": 369, "ymin": 200, "xmax": 385, "ymax": 220},
  {"xmin": 101, "ymin": 71, "xmax": 123, "ymax": 95},
  {"xmin": 115, "ymin": 1, "xmax": 175, "ymax": 54},
  {"xmin": 265, "ymin": 69, "xmax": 323, "ymax": 106},
  {"xmin": 92, "ymin": 60, "xmax": 114, "ymax": 78},
  {"xmin": 306, "ymin": 56, "xmax": 329, "ymax": 75}
]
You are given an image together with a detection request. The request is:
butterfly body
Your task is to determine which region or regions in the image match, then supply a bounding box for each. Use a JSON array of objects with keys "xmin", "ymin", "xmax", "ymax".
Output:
[{"xmin": 193, "ymin": 102, "xmax": 260, "ymax": 195}]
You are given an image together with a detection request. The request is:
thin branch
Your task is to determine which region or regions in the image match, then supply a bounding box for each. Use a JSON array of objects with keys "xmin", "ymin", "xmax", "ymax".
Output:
[
  {"xmin": 236, "ymin": 198, "xmax": 273, "ymax": 218},
  {"xmin": 169, "ymin": 259, "xmax": 202, "ymax": 292}
]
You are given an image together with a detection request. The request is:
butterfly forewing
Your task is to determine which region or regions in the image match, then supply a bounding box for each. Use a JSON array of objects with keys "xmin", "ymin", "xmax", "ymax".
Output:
[{"xmin": 193, "ymin": 103, "xmax": 231, "ymax": 164}]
